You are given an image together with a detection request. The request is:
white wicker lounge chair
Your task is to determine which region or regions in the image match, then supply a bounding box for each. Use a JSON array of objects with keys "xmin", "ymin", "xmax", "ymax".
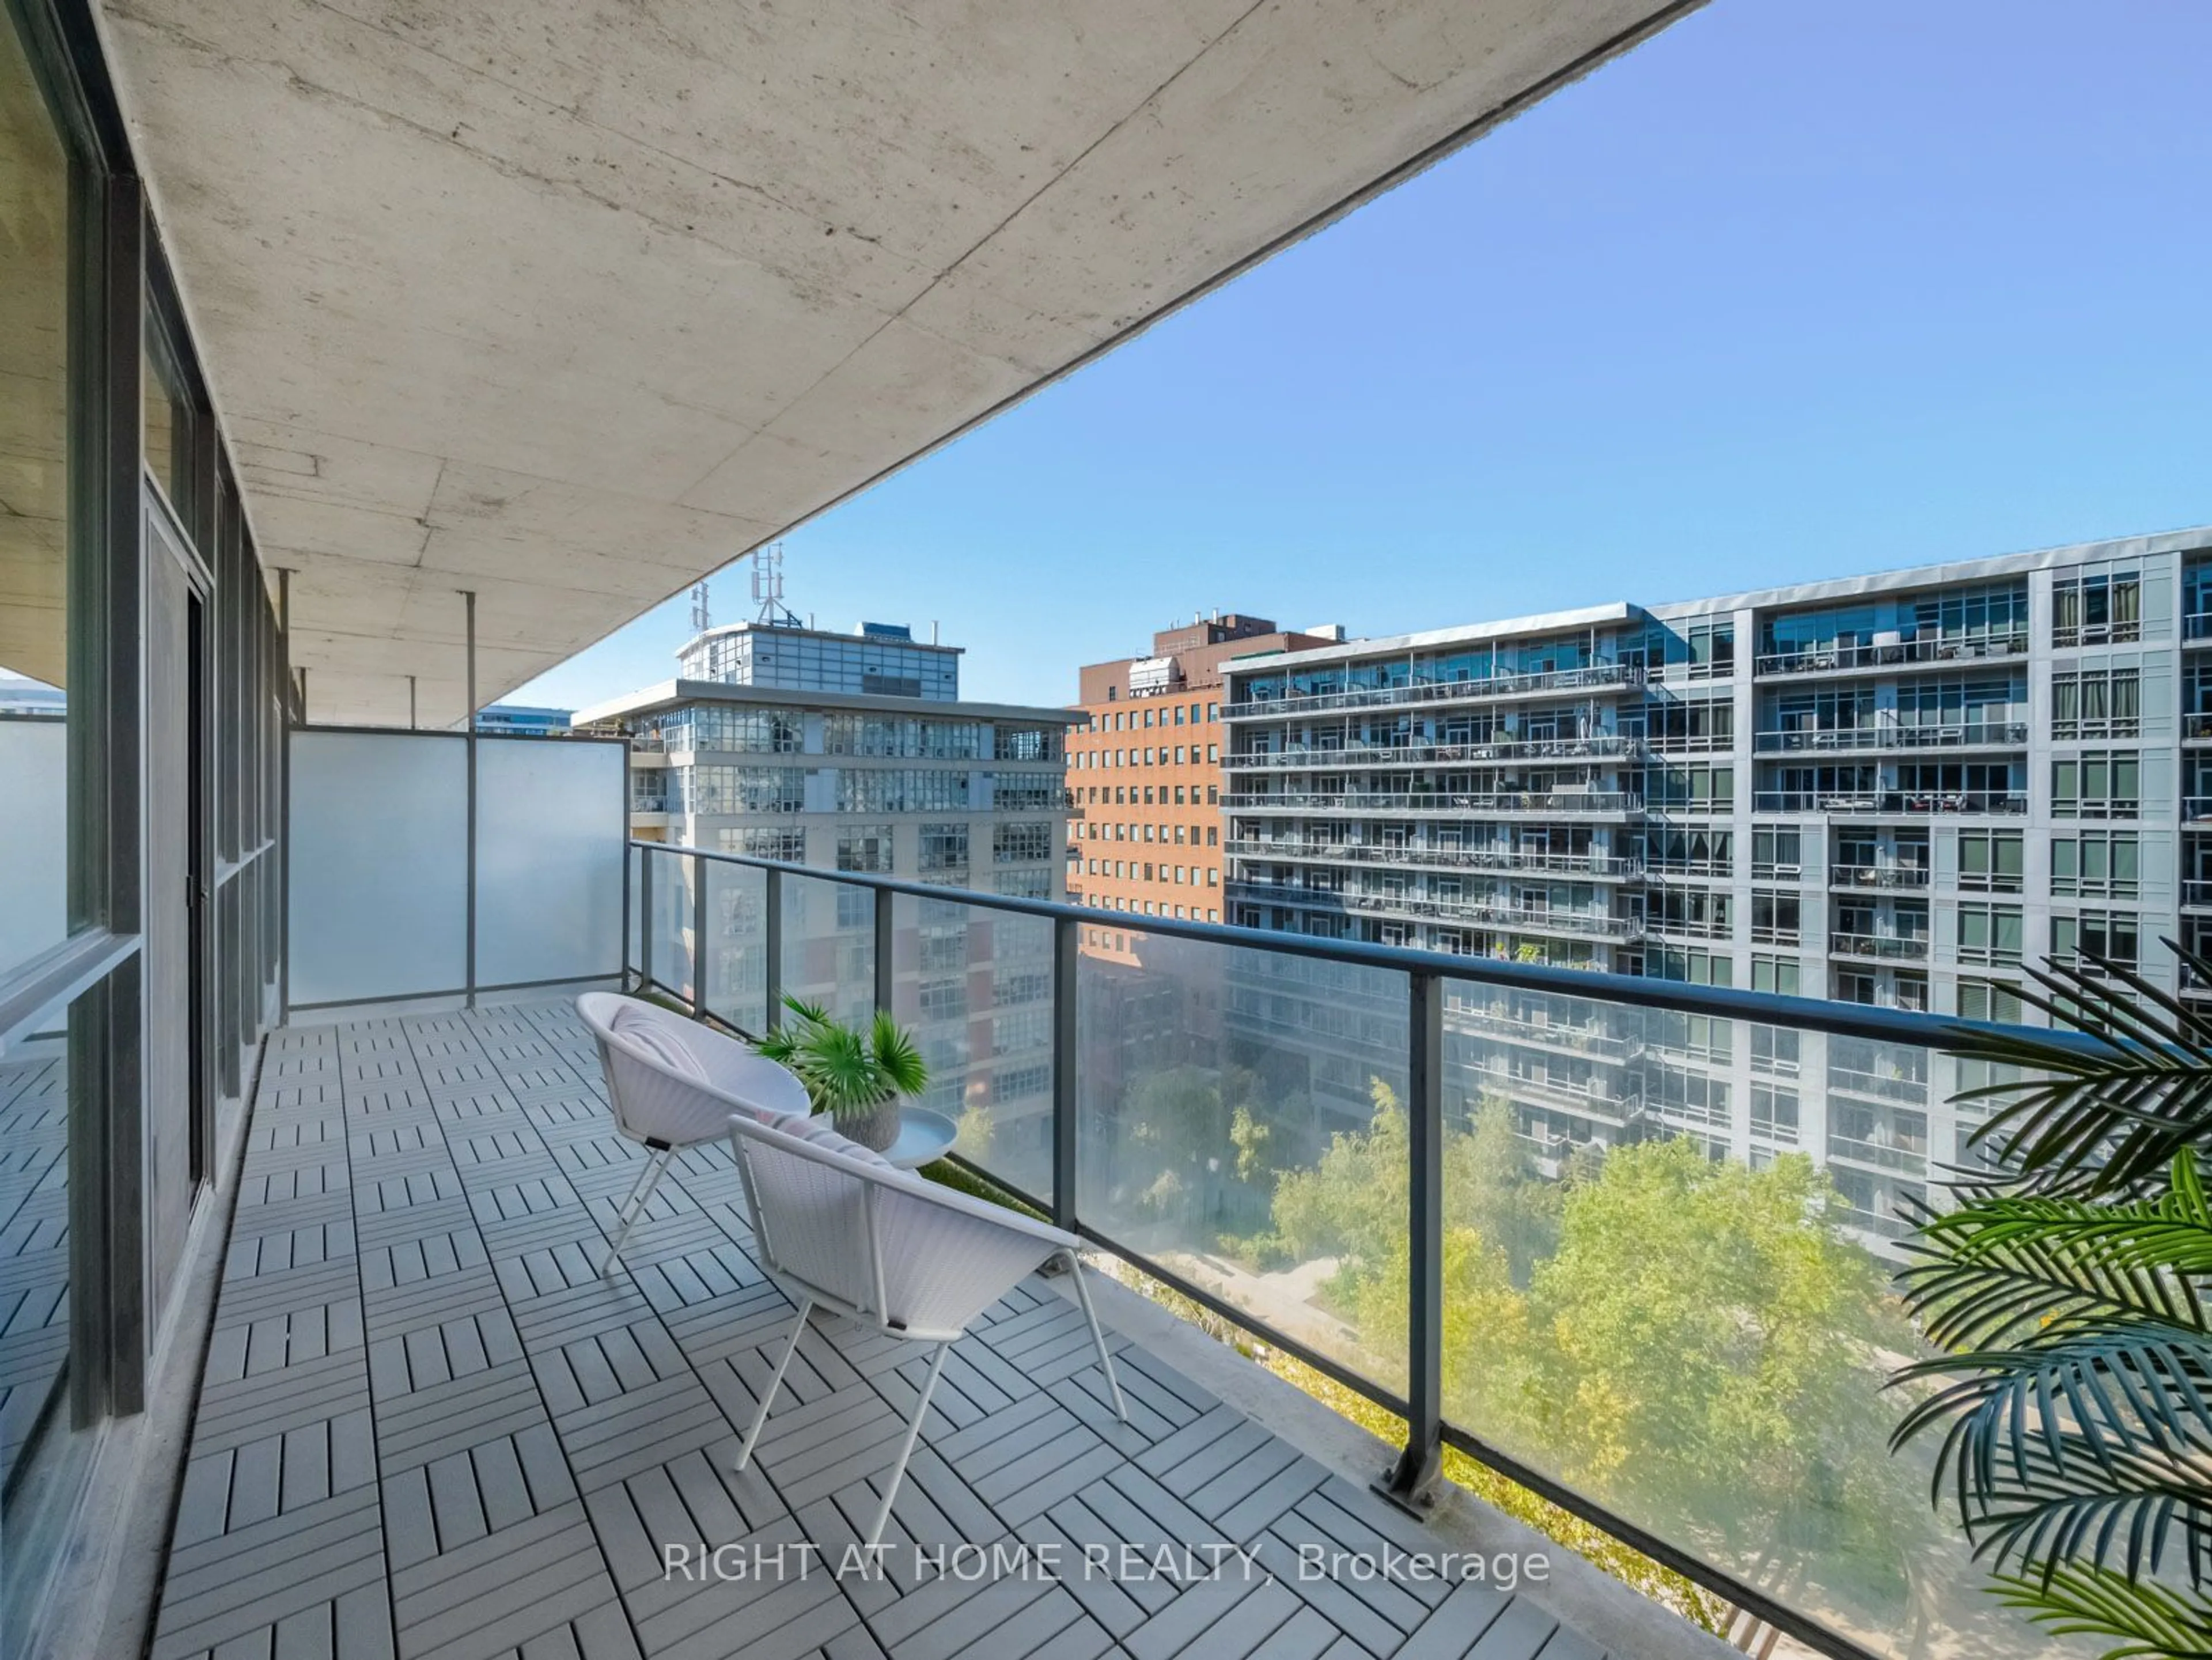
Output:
[
  {"xmin": 577, "ymin": 992, "xmax": 810, "ymax": 1274},
  {"xmin": 726, "ymin": 1110, "xmax": 1127, "ymax": 1547}
]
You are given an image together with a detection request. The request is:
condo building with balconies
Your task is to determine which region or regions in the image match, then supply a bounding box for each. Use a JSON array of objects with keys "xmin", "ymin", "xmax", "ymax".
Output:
[{"xmin": 1219, "ymin": 525, "xmax": 2212, "ymax": 1242}]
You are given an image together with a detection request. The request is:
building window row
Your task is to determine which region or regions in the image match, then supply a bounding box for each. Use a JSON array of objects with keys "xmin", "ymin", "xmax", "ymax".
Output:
[
  {"xmin": 2051, "ymin": 570, "xmax": 2142, "ymax": 647},
  {"xmin": 2051, "ymin": 750, "xmax": 2141, "ymax": 819},
  {"xmin": 720, "ymin": 825, "xmax": 806, "ymax": 861},
  {"xmin": 2051, "ymin": 668, "xmax": 2141, "ymax": 740},
  {"xmin": 679, "ymin": 764, "xmax": 806, "ymax": 814},
  {"xmin": 1081, "ymin": 783, "xmax": 1221, "ymax": 806},
  {"xmin": 994, "ymin": 822, "xmax": 1053, "ymax": 864},
  {"xmin": 836, "ymin": 823, "xmax": 895, "ymax": 873},
  {"xmin": 989, "ymin": 771, "xmax": 1062, "ymax": 811},
  {"xmin": 836, "ymin": 768, "xmax": 971, "ymax": 813},
  {"xmin": 821, "ymin": 714, "xmax": 987, "ymax": 759},
  {"xmin": 1089, "ymin": 702, "xmax": 1218, "ymax": 730},
  {"xmin": 1073, "ymin": 744, "xmax": 1221, "ymax": 768},
  {"xmin": 918, "ymin": 823, "xmax": 968, "ymax": 873}
]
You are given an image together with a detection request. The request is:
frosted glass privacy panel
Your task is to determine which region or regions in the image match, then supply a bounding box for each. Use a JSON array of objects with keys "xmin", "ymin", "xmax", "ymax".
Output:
[
  {"xmin": 475, "ymin": 736, "xmax": 625, "ymax": 988},
  {"xmin": 289, "ymin": 731, "xmax": 468, "ymax": 1006},
  {"xmin": 0, "ymin": 719, "xmax": 66, "ymax": 977}
]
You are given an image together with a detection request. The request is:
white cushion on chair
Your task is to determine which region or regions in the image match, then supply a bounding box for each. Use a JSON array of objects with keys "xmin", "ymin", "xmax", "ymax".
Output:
[
  {"xmin": 761, "ymin": 1110, "xmax": 896, "ymax": 1171},
  {"xmin": 611, "ymin": 1003, "xmax": 707, "ymax": 1081},
  {"xmin": 579, "ymin": 993, "xmax": 808, "ymax": 1150}
]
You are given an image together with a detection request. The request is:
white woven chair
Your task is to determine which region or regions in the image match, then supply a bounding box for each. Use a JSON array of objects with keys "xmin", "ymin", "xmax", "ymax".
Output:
[
  {"xmin": 577, "ymin": 992, "xmax": 810, "ymax": 1274},
  {"xmin": 726, "ymin": 1111, "xmax": 1127, "ymax": 1547}
]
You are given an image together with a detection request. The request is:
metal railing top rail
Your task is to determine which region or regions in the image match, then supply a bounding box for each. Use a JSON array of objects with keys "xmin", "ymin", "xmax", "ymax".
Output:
[{"xmin": 634, "ymin": 840, "xmax": 2102, "ymax": 1055}]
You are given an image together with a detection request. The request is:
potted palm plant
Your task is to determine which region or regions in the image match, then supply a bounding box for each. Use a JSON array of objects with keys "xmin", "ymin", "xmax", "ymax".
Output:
[
  {"xmin": 755, "ymin": 994, "xmax": 929, "ymax": 1154},
  {"xmin": 1892, "ymin": 942, "xmax": 2212, "ymax": 1658}
]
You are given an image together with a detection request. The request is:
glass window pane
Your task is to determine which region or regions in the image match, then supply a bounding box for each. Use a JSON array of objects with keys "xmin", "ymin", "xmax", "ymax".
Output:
[
  {"xmin": 0, "ymin": 17, "xmax": 72, "ymax": 976},
  {"xmin": 2113, "ymin": 839, "xmax": 2141, "ymax": 882},
  {"xmin": 142, "ymin": 338, "xmax": 178, "ymax": 503}
]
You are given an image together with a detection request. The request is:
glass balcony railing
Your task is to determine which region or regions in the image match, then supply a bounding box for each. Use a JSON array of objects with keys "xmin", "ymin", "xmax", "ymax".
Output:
[
  {"xmin": 1830, "ymin": 931, "xmax": 1931, "ymax": 961},
  {"xmin": 1830, "ymin": 862, "xmax": 1931, "ymax": 889},
  {"xmin": 1224, "ymin": 880, "xmax": 1642, "ymax": 940},
  {"xmin": 609, "ymin": 839, "xmax": 2104, "ymax": 1660},
  {"xmin": 1223, "ymin": 788, "xmax": 1642, "ymax": 814},
  {"xmin": 1751, "ymin": 721, "xmax": 2028, "ymax": 752},
  {"xmin": 1753, "ymin": 790, "xmax": 2026, "ymax": 815},
  {"xmin": 1225, "ymin": 734, "xmax": 1639, "ymax": 769},
  {"xmin": 1752, "ymin": 633, "xmax": 2028, "ymax": 675},
  {"xmin": 1226, "ymin": 662, "xmax": 1645, "ymax": 718},
  {"xmin": 1225, "ymin": 837, "xmax": 1641, "ymax": 878}
]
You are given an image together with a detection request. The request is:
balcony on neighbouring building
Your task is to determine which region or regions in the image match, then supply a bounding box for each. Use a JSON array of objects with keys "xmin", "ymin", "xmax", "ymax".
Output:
[
  {"xmin": 1222, "ymin": 789, "xmax": 1643, "ymax": 817},
  {"xmin": 1750, "ymin": 721, "xmax": 2030, "ymax": 753},
  {"xmin": 1751, "ymin": 633, "xmax": 2029, "ymax": 677},
  {"xmin": 1753, "ymin": 790, "xmax": 2027, "ymax": 816},
  {"xmin": 1224, "ymin": 662, "xmax": 1646, "ymax": 721},
  {"xmin": 1224, "ymin": 735, "xmax": 1641, "ymax": 770},
  {"xmin": 1829, "ymin": 862, "xmax": 1933, "ymax": 890},
  {"xmin": 1223, "ymin": 880, "xmax": 1642, "ymax": 942},
  {"xmin": 1225, "ymin": 837, "xmax": 1642, "ymax": 881}
]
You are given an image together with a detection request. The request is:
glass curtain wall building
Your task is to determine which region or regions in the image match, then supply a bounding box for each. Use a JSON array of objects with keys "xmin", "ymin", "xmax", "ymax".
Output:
[
  {"xmin": 1220, "ymin": 527, "xmax": 2210, "ymax": 1246},
  {"xmin": 1, "ymin": 0, "xmax": 289, "ymax": 1638},
  {"xmin": 577, "ymin": 651, "xmax": 1076, "ymax": 1168}
]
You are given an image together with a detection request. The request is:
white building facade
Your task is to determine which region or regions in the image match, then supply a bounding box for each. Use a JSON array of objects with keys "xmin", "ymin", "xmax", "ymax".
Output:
[
  {"xmin": 577, "ymin": 621, "xmax": 1076, "ymax": 1162},
  {"xmin": 1219, "ymin": 526, "xmax": 2212, "ymax": 1245}
]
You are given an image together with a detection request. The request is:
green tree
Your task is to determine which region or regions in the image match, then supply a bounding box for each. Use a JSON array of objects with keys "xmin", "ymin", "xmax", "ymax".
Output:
[
  {"xmin": 1254, "ymin": 1089, "xmax": 1930, "ymax": 1621},
  {"xmin": 1116, "ymin": 1063, "xmax": 1279, "ymax": 1237},
  {"xmin": 1516, "ymin": 1139, "xmax": 1915, "ymax": 1575}
]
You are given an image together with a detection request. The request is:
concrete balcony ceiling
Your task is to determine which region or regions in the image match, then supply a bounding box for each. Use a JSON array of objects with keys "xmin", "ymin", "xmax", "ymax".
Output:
[{"xmin": 99, "ymin": 0, "xmax": 1697, "ymax": 726}]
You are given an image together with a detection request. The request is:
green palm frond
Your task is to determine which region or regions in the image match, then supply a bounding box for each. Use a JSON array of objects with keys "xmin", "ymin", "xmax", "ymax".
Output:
[
  {"xmin": 1937, "ymin": 1417, "xmax": 2212, "ymax": 1585},
  {"xmin": 1944, "ymin": 945, "xmax": 2212, "ymax": 1199},
  {"xmin": 1987, "ymin": 1559, "xmax": 2212, "ymax": 1658},
  {"xmin": 1896, "ymin": 1318, "xmax": 2212, "ymax": 1469},
  {"xmin": 753, "ymin": 994, "xmax": 929, "ymax": 1118},
  {"xmin": 1896, "ymin": 1184, "xmax": 2211, "ymax": 1350},
  {"xmin": 868, "ymin": 1009, "xmax": 929, "ymax": 1098},
  {"xmin": 1895, "ymin": 1318, "xmax": 2212, "ymax": 1581},
  {"xmin": 1911, "ymin": 1158, "xmax": 2212, "ymax": 1282},
  {"xmin": 1893, "ymin": 941, "xmax": 2212, "ymax": 1657}
]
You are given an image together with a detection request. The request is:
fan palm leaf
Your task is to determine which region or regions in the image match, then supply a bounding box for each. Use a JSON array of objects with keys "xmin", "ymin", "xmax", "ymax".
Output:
[{"xmin": 755, "ymin": 994, "xmax": 930, "ymax": 1117}]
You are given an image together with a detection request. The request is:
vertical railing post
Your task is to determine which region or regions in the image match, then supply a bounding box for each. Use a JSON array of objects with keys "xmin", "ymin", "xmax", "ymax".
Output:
[
  {"xmin": 277, "ymin": 567, "xmax": 291, "ymax": 1022},
  {"xmin": 1382, "ymin": 968, "xmax": 1444, "ymax": 1509},
  {"xmin": 691, "ymin": 850, "xmax": 709, "ymax": 1017},
  {"xmin": 873, "ymin": 884, "xmax": 895, "ymax": 1018},
  {"xmin": 1051, "ymin": 914, "xmax": 1079, "ymax": 1232},
  {"xmin": 637, "ymin": 845, "xmax": 654, "ymax": 992},
  {"xmin": 763, "ymin": 866, "xmax": 784, "ymax": 1032},
  {"xmin": 462, "ymin": 588, "xmax": 478, "ymax": 1009}
]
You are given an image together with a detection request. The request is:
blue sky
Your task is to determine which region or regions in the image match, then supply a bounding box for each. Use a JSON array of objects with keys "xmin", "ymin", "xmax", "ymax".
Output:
[{"xmin": 513, "ymin": 1, "xmax": 2212, "ymax": 715}]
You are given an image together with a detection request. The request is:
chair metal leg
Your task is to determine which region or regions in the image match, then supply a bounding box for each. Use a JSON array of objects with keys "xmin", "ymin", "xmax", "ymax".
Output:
[
  {"xmin": 735, "ymin": 1295, "xmax": 812, "ymax": 1472},
  {"xmin": 866, "ymin": 1341, "xmax": 949, "ymax": 1549},
  {"xmin": 1062, "ymin": 1250, "xmax": 1128, "ymax": 1422},
  {"xmin": 600, "ymin": 1147, "xmax": 672, "ymax": 1275}
]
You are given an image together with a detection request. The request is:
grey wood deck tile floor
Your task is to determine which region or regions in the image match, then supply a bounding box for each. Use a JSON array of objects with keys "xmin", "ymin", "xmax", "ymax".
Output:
[
  {"xmin": 149, "ymin": 998, "xmax": 1607, "ymax": 1660},
  {"xmin": 0, "ymin": 1035, "xmax": 70, "ymax": 1485}
]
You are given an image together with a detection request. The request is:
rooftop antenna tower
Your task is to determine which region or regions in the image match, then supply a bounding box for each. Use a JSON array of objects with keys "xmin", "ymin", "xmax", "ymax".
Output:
[
  {"xmin": 750, "ymin": 541, "xmax": 801, "ymax": 626},
  {"xmin": 689, "ymin": 579, "xmax": 710, "ymax": 635}
]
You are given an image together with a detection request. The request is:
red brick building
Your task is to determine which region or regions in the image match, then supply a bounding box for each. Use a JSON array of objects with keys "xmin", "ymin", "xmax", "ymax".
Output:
[{"xmin": 1065, "ymin": 613, "xmax": 1342, "ymax": 941}]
